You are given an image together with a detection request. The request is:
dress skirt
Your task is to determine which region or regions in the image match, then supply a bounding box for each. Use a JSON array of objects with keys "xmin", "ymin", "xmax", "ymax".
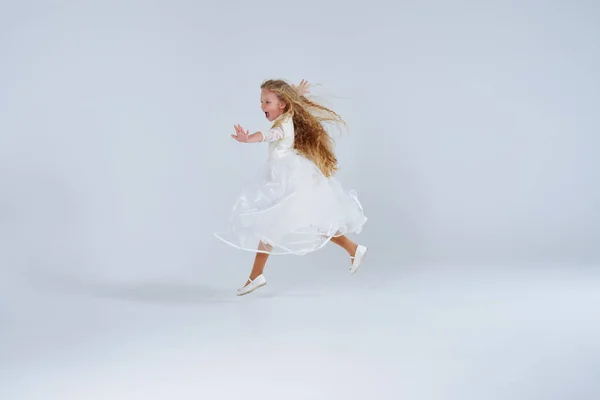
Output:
[{"xmin": 214, "ymin": 151, "xmax": 367, "ymax": 255}]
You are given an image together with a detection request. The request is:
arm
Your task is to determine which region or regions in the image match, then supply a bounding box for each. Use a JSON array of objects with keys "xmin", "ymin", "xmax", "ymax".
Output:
[
  {"xmin": 245, "ymin": 131, "xmax": 266, "ymax": 143},
  {"xmin": 231, "ymin": 124, "xmax": 259, "ymax": 143},
  {"xmin": 231, "ymin": 124, "xmax": 284, "ymax": 143},
  {"xmin": 260, "ymin": 126, "xmax": 284, "ymax": 142}
]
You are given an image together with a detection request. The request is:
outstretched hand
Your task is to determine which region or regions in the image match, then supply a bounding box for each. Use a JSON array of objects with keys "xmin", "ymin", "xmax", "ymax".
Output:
[
  {"xmin": 292, "ymin": 79, "xmax": 311, "ymax": 96},
  {"xmin": 231, "ymin": 124, "xmax": 249, "ymax": 143}
]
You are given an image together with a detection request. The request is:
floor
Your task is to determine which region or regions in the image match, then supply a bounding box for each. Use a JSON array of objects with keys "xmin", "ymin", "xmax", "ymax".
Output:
[{"xmin": 2, "ymin": 258, "xmax": 599, "ymax": 400}]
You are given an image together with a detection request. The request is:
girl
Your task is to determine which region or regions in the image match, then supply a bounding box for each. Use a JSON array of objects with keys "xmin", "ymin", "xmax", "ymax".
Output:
[{"xmin": 214, "ymin": 79, "xmax": 368, "ymax": 295}]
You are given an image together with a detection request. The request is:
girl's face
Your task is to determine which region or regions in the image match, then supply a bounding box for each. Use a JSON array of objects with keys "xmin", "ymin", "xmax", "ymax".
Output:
[{"xmin": 261, "ymin": 89, "xmax": 286, "ymax": 122}]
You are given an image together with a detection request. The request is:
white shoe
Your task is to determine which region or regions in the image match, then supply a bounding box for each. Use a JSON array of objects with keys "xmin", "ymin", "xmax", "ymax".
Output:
[
  {"xmin": 236, "ymin": 274, "xmax": 267, "ymax": 296},
  {"xmin": 349, "ymin": 245, "xmax": 367, "ymax": 274}
]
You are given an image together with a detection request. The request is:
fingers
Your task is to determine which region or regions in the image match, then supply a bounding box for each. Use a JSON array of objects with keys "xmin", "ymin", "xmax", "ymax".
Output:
[
  {"xmin": 296, "ymin": 79, "xmax": 310, "ymax": 95},
  {"xmin": 233, "ymin": 125, "xmax": 244, "ymax": 136},
  {"xmin": 231, "ymin": 125, "xmax": 249, "ymax": 142}
]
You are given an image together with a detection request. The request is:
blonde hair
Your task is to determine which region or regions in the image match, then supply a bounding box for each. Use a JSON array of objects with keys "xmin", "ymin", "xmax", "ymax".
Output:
[{"xmin": 261, "ymin": 79, "xmax": 346, "ymax": 177}]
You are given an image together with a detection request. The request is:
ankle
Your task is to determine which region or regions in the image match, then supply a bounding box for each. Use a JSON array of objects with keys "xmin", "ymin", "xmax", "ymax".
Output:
[
  {"xmin": 349, "ymin": 244, "xmax": 358, "ymax": 257},
  {"xmin": 249, "ymin": 272, "xmax": 263, "ymax": 281}
]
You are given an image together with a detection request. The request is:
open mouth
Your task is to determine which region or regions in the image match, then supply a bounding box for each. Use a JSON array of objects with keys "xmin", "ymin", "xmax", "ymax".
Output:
[{"xmin": 265, "ymin": 112, "xmax": 270, "ymax": 118}]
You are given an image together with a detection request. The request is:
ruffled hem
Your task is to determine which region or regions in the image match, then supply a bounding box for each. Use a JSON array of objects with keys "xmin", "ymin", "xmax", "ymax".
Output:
[{"xmin": 214, "ymin": 216, "xmax": 367, "ymax": 256}]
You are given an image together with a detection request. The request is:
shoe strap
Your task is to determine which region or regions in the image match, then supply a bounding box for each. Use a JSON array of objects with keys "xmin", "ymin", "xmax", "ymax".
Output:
[{"xmin": 351, "ymin": 246, "xmax": 365, "ymax": 260}]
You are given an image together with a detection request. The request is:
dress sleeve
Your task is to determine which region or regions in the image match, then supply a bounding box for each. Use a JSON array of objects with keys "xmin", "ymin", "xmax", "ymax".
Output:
[{"xmin": 261, "ymin": 126, "xmax": 285, "ymax": 142}]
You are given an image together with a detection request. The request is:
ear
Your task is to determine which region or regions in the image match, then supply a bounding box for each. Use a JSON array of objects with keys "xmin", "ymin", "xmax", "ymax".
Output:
[{"xmin": 278, "ymin": 102, "xmax": 286, "ymax": 110}]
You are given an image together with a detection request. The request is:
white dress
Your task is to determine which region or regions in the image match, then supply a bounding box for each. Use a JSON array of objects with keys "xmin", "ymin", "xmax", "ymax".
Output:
[{"xmin": 214, "ymin": 114, "xmax": 367, "ymax": 255}]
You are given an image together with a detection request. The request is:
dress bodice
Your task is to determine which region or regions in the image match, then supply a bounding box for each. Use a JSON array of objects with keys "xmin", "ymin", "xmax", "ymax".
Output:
[{"xmin": 262, "ymin": 114, "xmax": 295, "ymax": 158}]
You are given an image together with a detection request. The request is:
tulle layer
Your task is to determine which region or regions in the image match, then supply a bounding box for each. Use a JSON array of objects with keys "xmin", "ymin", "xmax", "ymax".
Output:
[{"xmin": 214, "ymin": 152, "xmax": 367, "ymax": 255}]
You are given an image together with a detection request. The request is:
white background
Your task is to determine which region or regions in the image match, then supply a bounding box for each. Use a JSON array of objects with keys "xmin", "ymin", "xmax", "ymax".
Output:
[{"xmin": 1, "ymin": 1, "xmax": 599, "ymax": 399}]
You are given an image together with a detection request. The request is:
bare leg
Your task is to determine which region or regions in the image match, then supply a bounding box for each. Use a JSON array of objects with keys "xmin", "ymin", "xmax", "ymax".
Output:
[
  {"xmin": 330, "ymin": 234, "xmax": 359, "ymax": 258},
  {"xmin": 242, "ymin": 241, "xmax": 272, "ymax": 287}
]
